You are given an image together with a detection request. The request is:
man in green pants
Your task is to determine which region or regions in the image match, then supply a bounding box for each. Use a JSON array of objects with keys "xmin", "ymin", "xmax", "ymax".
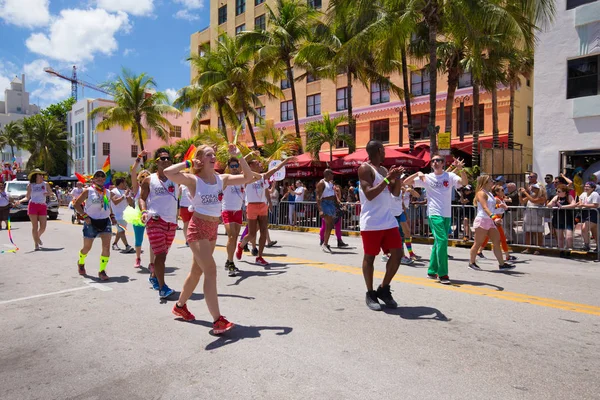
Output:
[{"xmin": 405, "ymin": 155, "xmax": 467, "ymax": 284}]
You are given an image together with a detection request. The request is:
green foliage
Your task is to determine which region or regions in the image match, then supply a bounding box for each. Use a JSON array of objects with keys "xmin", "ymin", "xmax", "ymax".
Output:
[
  {"xmin": 22, "ymin": 114, "xmax": 70, "ymax": 174},
  {"xmin": 305, "ymin": 113, "xmax": 352, "ymax": 162},
  {"xmin": 40, "ymin": 97, "xmax": 76, "ymax": 128},
  {"xmin": 0, "ymin": 121, "xmax": 24, "ymax": 158}
]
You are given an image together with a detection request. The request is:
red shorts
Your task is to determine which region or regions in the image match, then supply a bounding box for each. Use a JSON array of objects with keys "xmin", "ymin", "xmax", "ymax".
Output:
[
  {"xmin": 222, "ymin": 210, "xmax": 243, "ymax": 225},
  {"xmin": 361, "ymin": 227, "xmax": 403, "ymax": 256},
  {"xmin": 179, "ymin": 206, "xmax": 193, "ymax": 223},
  {"xmin": 146, "ymin": 218, "xmax": 177, "ymax": 255},
  {"xmin": 187, "ymin": 215, "xmax": 220, "ymax": 242},
  {"xmin": 247, "ymin": 203, "xmax": 268, "ymax": 220},
  {"xmin": 28, "ymin": 202, "xmax": 47, "ymax": 216}
]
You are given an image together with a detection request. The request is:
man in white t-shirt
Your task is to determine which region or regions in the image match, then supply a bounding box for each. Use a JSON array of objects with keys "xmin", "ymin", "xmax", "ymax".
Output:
[
  {"xmin": 70, "ymin": 182, "xmax": 85, "ymax": 201},
  {"xmin": 110, "ymin": 178, "xmax": 134, "ymax": 253},
  {"xmin": 405, "ymin": 155, "xmax": 468, "ymax": 284},
  {"xmin": 578, "ymin": 181, "xmax": 600, "ymax": 252}
]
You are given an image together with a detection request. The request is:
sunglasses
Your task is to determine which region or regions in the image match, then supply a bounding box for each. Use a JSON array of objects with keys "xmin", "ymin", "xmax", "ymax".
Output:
[
  {"xmin": 432, "ymin": 159, "xmax": 444, "ymax": 163},
  {"xmin": 229, "ymin": 164, "xmax": 240, "ymax": 168},
  {"xmin": 157, "ymin": 156, "xmax": 171, "ymax": 162}
]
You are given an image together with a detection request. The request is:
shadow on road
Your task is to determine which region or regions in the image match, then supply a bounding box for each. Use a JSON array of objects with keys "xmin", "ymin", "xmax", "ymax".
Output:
[
  {"xmin": 486, "ymin": 270, "xmax": 528, "ymax": 277},
  {"xmin": 385, "ymin": 306, "xmax": 450, "ymax": 321},
  {"xmin": 177, "ymin": 320, "xmax": 293, "ymax": 350},
  {"xmin": 24, "ymin": 247, "xmax": 65, "ymax": 253},
  {"xmin": 87, "ymin": 275, "xmax": 130, "ymax": 284},
  {"xmin": 227, "ymin": 270, "xmax": 287, "ymax": 286},
  {"xmin": 188, "ymin": 292, "xmax": 256, "ymax": 301},
  {"xmin": 450, "ymin": 279, "xmax": 504, "ymax": 291}
]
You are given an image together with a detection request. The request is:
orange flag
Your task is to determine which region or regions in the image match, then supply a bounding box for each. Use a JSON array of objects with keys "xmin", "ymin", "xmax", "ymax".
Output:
[{"xmin": 183, "ymin": 145, "xmax": 197, "ymax": 162}]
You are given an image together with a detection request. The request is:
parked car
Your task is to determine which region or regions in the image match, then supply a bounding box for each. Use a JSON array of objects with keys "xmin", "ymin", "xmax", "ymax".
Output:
[{"xmin": 5, "ymin": 181, "xmax": 59, "ymax": 220}]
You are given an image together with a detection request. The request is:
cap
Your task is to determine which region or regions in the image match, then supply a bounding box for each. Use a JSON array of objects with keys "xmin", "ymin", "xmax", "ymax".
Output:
[
  {"xmin": 93, "ymin": 169, "xmax": 106, "ymax": 178},
  {"xmin": 464, "ymin": 184, "xmax": 472, "ymax": 190},
  {"xmin": 494, "ymin": 175, "xmax": 505, "ymax": 182}
]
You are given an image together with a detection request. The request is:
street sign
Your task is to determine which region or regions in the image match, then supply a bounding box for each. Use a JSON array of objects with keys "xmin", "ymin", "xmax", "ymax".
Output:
[
  {"xmin": 269, "ymin": 160, "xmax": 286, "ymax": 181},
  {"xmin": 438, "ymin": 131, "xmax": 451, "ymax": 156}
]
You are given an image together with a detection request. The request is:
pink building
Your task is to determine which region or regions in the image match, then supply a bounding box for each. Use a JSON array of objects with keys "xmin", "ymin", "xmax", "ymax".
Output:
[{"xmin": 67, "ymin": 98, "xmax": 193, "ymax": 175}]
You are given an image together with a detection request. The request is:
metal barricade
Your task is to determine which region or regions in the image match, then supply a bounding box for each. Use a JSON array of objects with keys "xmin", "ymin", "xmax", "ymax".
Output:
[{"xmin": 270, "ymin": 201, "xmax": 599, "ymax": 260}]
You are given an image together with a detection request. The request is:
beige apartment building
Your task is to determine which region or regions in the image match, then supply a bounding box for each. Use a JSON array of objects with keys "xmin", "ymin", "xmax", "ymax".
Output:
[{"xmin": 190, "ymin": 0, "xmax": 534, "ymax": 172}]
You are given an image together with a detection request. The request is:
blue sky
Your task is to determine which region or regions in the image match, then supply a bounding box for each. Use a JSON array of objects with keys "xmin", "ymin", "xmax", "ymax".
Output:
[{"xmin": 0, "ymin": 0, "xmax": 210, "ymax": 108}]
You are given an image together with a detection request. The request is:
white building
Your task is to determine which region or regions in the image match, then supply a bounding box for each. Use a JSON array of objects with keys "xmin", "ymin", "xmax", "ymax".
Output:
[
  {"xmin": 67, "ymin": 98, "xmax": 193, "ymax": 176},
  {"xmin": 534, "ymin": 0, "xmax": 600, "ymax": 180},
  {"xmin": 0, "ymin": 75, "xmax": 40, "ymax": 164}
]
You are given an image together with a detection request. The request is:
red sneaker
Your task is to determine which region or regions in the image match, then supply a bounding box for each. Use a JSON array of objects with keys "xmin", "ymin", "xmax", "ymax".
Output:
[
  {"xmin": 134, "ymin": 258, "xmax": 141, "ymax": 268},
  {"xmin": 255, "ymin": 257, "xmax": 269, "ymax": 266},
  {"xmin": 212, "ymin": 316, "xmax": 234, "ymax": 335},
  {"xmin": 77, "ymin": 263, "xmax": 86, "ymax": 276},
  {"xmin": 98, "ymin": 271, "xmax": 110, "ymax": 281},
  {"xmin": 172, "ymin": 303, "xmax": 195, "ymax": 321},
  {"xmin": 235, "ymin": 243, "xmax": 243, "ymax": 260}
]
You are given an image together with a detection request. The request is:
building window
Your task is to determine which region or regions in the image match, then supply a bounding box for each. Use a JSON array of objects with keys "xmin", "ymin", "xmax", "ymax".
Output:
[
  {"xmin": 170, "ymin": 126, "xmax": 182, "ymax": 138},
  {"xmin": 526, "ymin": 78, "xmax": 531, "ymax": 87},
  {"xmin": 412, "ymin": 113, "xmax": 430, "ymax": 140},
  {"xmin": 336, "ymin": 87, "xmax": 349, "ymax": 111},
  {"xmin": 255, "ymin": 0, "xmax": 265, "ymax": 5},
  {"xmin": 92, "ymin": 143, "xmax": 95, "ymax": 157},
  {"xmin": 255, "ymin": 14, "xmax": 266, "ymax": 31},
  {"xmin": 102, "ymin": 142, "xmax": 110, "ymax": 156},
  {"xmin": 236, "ymin": 0, "xmax": 245, "ymax": 15},
  {"xmin": 218, "ymin": 34, "xmax": 226, "ymax": 44},
  {"xmin": 370, "ymin": 82, "xmax": 390, "ymax": 105},
  {"xmin": 255, "ymin": 106, "xmax": 266, "ymax": 126},
  {"xmin": 527, "ymin": 106, "xmax": 532, "ymax": 137},
  {"xmin": 567, "ymin": 55, "xmax": 599, "ymax": 99},
  {"xmin": 456, "ymin": 105, "xmax": 485, "ymax": 136},
  {"xmin": 336, "ymin": 125, "xmax": 349, "ymax": 148},
  {"xmin": 308, "ymin": 0, "xmax": 322, "ymax": 9},
  {"xmin": 411, "ymin": 69, "xmax": 430, "ymax": 96},
  {"xmin": 370, "ymin": 119, "xmax": 390, "ymax": 143},
  {"xmin": 307, "ymin": 73, "xmax": 319, "ymax": 83},
  {"xmin": 567, "ymin": 0, "xmax": 598, "ymax": 10},
  {"xmin": 280, "ymin": 100, "xmax": 294, "ymax": 121},
  {"xmin": 281, "ymin": 68, "xmax": 293, "ymax": 89},
  {"xmin": 218, "ymin": 5, "xmax": 227, "ymax": 24},
  {"xmin": 235, "ymin": 24, "xmax": 246, "ymax": 35},
  {"xmin": 307, "ymin": 94, "xmax": 321, "ymax": 117},
  {"xmin": 458, "ymin": 71, "xmax": 472, "ymax": 89},
  {"xmin": 131, "ymin": 145, "xmax": 138, "ymax": 158}
]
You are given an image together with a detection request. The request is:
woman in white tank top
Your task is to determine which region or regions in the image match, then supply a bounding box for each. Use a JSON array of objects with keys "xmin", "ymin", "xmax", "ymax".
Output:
[
  {"xmin": 163, "ymin": 144, "xmax": 255, "ymax": 335},
  {"xmin": 128, "ymin": 154, "xmax": 152, "ymax": 270},
  {"xmin": 73, "ymin": 170, "xmax": 118, "ymax": 281},
  {"xmin": 469, "ymin": 175, "xmax": 515, "ymax": 271},
  {"xmin": 20, "ymin": 170, "xmax": 52, "ymax": 251}
]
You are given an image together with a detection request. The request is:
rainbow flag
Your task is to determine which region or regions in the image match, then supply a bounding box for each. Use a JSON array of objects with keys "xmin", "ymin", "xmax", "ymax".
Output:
[
  {"xmin": 183, "ymin": 145, "xmax": 196, "ymax": 162},
  {"xmin": 102, "ymin": 155, "xmax": 112, "ymax": 188}
]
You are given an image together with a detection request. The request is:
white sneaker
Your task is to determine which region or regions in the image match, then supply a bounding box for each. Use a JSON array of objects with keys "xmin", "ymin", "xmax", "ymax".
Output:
[
  {"xmin": 401, "ymin": 256, "xmax": 414, "ymax": 265},
  {"xmin": 321, "ymin": 244, "xmax": 332, "ymax": 253},
  {"xmin": 381, "ymin": 254, "xmax": 390, "ymax": 262}
]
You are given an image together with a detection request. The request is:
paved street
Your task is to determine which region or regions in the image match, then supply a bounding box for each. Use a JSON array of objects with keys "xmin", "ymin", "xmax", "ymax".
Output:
[{"xmin": 1, "ymin": 209, "xmax": 599, "ymax": 400}]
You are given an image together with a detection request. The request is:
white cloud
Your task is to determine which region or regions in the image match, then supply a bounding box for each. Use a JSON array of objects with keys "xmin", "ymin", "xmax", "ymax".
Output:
[
  {"xmin": 165, "ymin": 88, "xmax": 178, "ymax": 104},
  {"xmin": 24, "ymin": 59, "xmax": 72, "ymax": 105},
  {"xmin": 123, "ymin": 48, "xmax": 137, "ymax": 57},
  {"xmin": 173, "ymin": 9, "xmax": 200, "ymax": 21},
  {"xmin": 174, "ymin": 0, "xmax": 204, "ymax": 9},
  {"xmin": 95, "ymin": 0, "xmax": 154, "ymax": 16},
  {"xmin": 0, "ymin": 60, "xmax": 19, "ymax": 101},
  {"xmin": 0, "ymin": 0, "xmax": 51, "ymax": 29},
  {"xmin": 25, "ymin": 9, "xmax": 131, "ymax": 63}
]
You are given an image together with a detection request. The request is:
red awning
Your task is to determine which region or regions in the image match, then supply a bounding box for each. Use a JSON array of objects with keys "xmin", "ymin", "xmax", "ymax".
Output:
[
  {"xmin": 330, "ymin": 147, "xmax": 425, "ymax": 171},
  {"xmin": 286, "ymin": 151, "xmax": 346, "ymax": 169}
]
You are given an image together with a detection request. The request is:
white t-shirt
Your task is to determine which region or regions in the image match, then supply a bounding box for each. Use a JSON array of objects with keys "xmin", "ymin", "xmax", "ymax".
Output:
[
  {"xmin": 414, "ymin": 171, "xmax": 463, "ymax": 218},
  {"xmin": 110, "ymin": 188, "xmax": 128, "ymax": 220},
  {"xmin": 580, "ymin": 191, "xmax": 600, "ymax": 206},
  {"xmin": 294, "ymin": 186, "xmax": 306, "ymax": 202},
  {"xmin": 391, "ymin": 193, "xmax": 404, "ymax": 217},
  {"xmin": 0, "ymin": 191, "xmax": 9, "ymax": 207},
  {"xmin": 71, "ymin": 187, "xmax": 84, "ymax": 199}
]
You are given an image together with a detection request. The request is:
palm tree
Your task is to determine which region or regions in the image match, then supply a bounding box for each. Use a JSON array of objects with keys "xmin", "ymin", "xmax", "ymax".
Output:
[
  {"xmin": 260, "ymin": 120, "xmax": 300, "ymax": 160},
  {"xmin": 0, "ymin": 121, "xmax": 24, "ymax": 159},
  {"xmin": 296, "ymin": 3, "xmax": 403, "ymax": 154},
  {"xmin": 305, "ymin": 113, "xmax": 353, "ymax": 162},
  {"xmin": 240, "ymin": 0, "xmax": 319, "ymax": 145},
  {"xmin": 91, "ymin": 69, "xmax": 179, "ymax": 152},
  {"xmin": 23, "ymin": 115, "xmax": 70, "ymax": 172},
  {"xmin": 506, "ymin": 49, "xmax": 534, "ymax": 150}
]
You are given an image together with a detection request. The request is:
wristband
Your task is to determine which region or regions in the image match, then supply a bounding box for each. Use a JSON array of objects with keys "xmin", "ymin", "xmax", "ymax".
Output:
[
  {"xmin": 236, "ymin": 153, "xmax": 243, "ymax": 159},
  {"xmin": 110, "ymin": 214, "xmax": 115, "ymax": 218},
  {"xmin": 383, "ymin": 177, "xmax": 390, "ymax": 184},
  {"xmin": 82, "ymin": 214, "xmax": 89, "ymax": 219},
  {"xmin": 141, "ymin": 210, "xmax": 148, "ymax": 215},
  {"xmin": 491, "ymin": 214, "xmax": 501, "ymax": 221},
  {"xmin": 185, "ymin": 160, "xmax": 192, "ymax": 169}
]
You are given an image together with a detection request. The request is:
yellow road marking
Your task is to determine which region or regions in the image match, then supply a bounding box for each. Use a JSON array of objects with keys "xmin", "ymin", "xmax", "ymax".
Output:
[{"xmin": 54, "ymin": 219, "xmax": 600, "ymax": 316}]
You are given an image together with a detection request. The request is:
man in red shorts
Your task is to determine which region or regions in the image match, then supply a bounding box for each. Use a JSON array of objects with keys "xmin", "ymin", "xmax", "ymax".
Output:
[
  {"xmin": 139, "ymin": 148, "xmax": 178, "ymax": 300},
  {"xmin": 358, "ymin": 140, "xmax": 404, "ymax": 311}
]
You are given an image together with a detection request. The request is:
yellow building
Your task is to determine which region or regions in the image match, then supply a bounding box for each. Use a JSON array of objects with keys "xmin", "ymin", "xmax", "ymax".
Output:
[{"xmin": 190, "ymin": 0, "xmax": 534, "ymax": 172}]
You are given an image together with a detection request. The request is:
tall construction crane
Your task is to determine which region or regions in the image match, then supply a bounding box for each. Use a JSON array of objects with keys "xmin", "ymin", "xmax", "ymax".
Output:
[{"xmin": 44, "ymin": 66, "xmax": 112, "ymax": 101}]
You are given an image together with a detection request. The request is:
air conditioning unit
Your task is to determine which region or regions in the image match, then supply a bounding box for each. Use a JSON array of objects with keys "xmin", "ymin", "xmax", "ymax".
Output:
[{"xmin": 526, "ymin": 164, "xmax": 533, "ymax": 172}]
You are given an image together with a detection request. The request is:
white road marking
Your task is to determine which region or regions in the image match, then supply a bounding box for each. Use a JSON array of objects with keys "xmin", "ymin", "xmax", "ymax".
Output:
[
  {"xmin": 0, "ymin": 286, "xmax": 92, "ymax": 305},
  {"xmin": 83, "ymin": 280, "xmax": 113, "ymax": 292}
]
